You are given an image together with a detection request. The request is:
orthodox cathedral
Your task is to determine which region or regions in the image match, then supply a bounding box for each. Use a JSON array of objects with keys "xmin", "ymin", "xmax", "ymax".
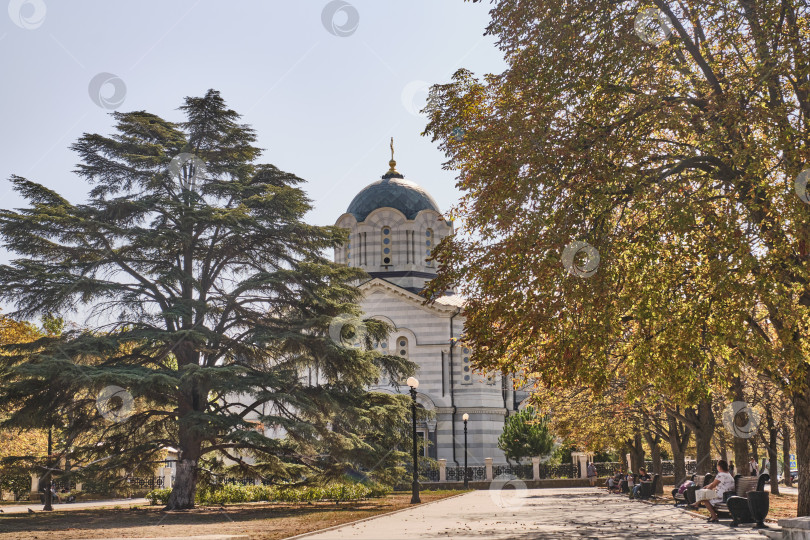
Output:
[{"xmin": 334, "ymin": 141, "xmax": 525, "ymax": 466}]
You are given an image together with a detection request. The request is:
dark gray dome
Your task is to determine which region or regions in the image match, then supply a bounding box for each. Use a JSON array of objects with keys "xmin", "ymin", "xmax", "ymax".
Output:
[{"xmin": 347, "ymin": 176, "xmax": 441, "ymax": 222}]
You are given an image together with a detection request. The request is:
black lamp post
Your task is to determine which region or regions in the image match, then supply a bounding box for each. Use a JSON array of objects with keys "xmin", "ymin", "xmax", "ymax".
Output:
[
  {"xmin": 407, "ymin": 376, "xmax": 421, "ymax": 504},
  {"xmin": 462, "ymin": 413, "xmax": 469, "ymax": 489},
  {"xmin": 43, "ymin": 426, "xmax": 53, "ymax": 511}
]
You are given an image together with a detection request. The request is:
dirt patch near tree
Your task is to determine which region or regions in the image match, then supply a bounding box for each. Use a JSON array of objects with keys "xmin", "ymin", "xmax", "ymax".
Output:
[{"xmin": 0, "ymin": 490, "xmax": 465, "ymax": 539}]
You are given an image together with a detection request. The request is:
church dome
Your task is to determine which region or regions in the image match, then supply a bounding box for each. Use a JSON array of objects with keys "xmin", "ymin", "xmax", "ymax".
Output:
[
  {"xmin": 347, "ymin": 177, "xmax": 440, "ymax": 222},
  {"xmin": 346, "ymin": 153, "xmax": 441, "ymax": 222}
]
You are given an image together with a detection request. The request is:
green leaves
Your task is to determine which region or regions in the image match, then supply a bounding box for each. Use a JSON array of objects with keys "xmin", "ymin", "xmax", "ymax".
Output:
[{"xmin": 498, "ymin": 407, "xmax": 555, "ymax": 463}]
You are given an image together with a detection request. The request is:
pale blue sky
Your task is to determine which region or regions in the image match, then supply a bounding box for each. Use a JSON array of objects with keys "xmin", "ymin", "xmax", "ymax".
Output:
[{"xmin": 0, "ymin": 0, "xmax": 505, "ymax": 237}]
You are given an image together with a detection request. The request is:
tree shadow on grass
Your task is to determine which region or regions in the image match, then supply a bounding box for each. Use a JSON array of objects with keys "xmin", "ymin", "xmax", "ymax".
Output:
[{"xmin": 0, "ymin": 500, "xmax": 384, "ymax": 536}]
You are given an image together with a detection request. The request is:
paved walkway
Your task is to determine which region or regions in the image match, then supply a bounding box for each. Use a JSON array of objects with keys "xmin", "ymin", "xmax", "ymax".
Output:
[
  {"xmin": 299, "ymin": 488, "xmax": 766, "ymax": 539},
  {"xmin": 0, "ymin": 497, "xmax": 148, "ymax": 514},
  {"xmin": 766, "ymin": 484, "xmax": 799, "ymax": 496}
]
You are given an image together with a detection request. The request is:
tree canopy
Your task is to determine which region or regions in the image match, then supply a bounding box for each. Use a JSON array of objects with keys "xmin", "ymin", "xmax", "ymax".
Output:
[
  {"xmin": 0, "ymin": 90, "xmax": 414, "ymax": 509},
  {"xmin": 425, "ymin": 0, "xmax": 810, "ymax": 515},
  {"xmin": 498, "ymin": 406, "xmax": 554, "ymax": 464}
]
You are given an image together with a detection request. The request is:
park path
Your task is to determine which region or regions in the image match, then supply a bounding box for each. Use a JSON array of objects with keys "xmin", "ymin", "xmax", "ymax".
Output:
[
  {"xmin": 297, "ymin": 487, "xmax": 766, "ymax": 540},
  {"xmin": 0, "ymin": 497, "xmax": 148, "ymax": 514}
]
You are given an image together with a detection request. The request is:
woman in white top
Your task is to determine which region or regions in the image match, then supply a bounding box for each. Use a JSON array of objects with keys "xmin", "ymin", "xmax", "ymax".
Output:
[{"xmin": 697, "ymin": 460, "xmax": 736, "ymax": 522}]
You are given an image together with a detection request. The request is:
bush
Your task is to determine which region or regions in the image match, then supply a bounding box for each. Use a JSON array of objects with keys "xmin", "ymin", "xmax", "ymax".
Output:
[
  {"xmin": 196, "ymin": 484, "xmax": 275, "ymax": 505},
  {"xmin": 145, "ymin": 482, "xmax": 388, "ymax": 506},
  {"xmin": 0, "ymin": 473, "xmax": 32, "ymax": 500},
  {"xmin": 365, "ymin": 482, "xmax": 392, "ymax": 498},
  {"xmin": 146, "ymin": 488, "xmax": 171, "ymax": 506}
]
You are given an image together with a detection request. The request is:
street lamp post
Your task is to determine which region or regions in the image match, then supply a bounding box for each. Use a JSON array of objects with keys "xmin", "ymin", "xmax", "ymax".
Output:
[
  {"xmin": 407, "ymin": 376, "xmax": 421, "ymax": 504},
  {"xmin": 43, "ymin": 426, "xmax": 53, "ymax": 511},
  {"xmin": 462, "ymin": 413, "xmax": 469, "ymax": 489}
]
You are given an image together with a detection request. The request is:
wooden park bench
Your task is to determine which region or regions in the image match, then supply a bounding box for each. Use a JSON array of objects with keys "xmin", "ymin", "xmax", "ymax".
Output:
[
  {"xmin": 714, "ymin": 474, "xmax": 770, "ymax": 528},
  {"xmin": 672, "ymin": 473, "xmax": 713, "ymax": 506},
  {"xmin": 672, "ymin": 474, "xmax": 696, "ymax": 505}
]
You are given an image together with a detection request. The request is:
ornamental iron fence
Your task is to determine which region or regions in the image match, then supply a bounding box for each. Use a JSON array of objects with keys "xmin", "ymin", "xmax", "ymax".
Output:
[
  {"xmin": 593, "ymin": 460, "xmax": 700, "ymax": 477},
  {"xmin": 125, "ymin": 476, "xmax": 165, "ymax": 489},
  {"xmin": 446, "ymin": 466, "xmax": 486, "ymax": 482},
  {"xmin": 215, "ymin": 476, "xmax": 257, "ymax": 486},
  {"xmin": 593, "ymin": 462, "xmax": 623, "ymax": 477},
  {"xmin": 51, "ymin": 478, "xmax": 77, "ymax": 491},
  {"xmin": 537, "ymin": 463, "xmax": 576, "ymax": 479},
  {"xmin": 493, "ymin": 464, "xmax": 533, "ymax": 480},
  {"xmin": 404, "ymin": 462, "xmax": 441, "ymax": 482}
]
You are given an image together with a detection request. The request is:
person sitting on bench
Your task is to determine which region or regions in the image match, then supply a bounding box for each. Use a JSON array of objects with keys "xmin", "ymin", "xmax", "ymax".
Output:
[
  {"xmin": 632, "ymin": 468, "xmax": 652, "ymax": 499},
  {"xmin": 49, "ymin": 485, "xmax": 61, "ymax": 503},
  {"xmin": 693, "ymin": 460, "xmax": 735, "ymax": 522},
  {"xmin": 607, "ymin": 470, "xmax": 621, "ymax": 492}
]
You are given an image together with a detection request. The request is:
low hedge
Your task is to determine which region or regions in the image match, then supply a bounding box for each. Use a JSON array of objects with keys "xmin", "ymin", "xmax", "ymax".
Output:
[{"xmin": 146, "ymin": 482, "xmax": 391, "ymax": 506}]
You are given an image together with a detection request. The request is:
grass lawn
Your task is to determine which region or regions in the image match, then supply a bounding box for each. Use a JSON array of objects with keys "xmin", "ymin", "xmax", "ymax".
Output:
[{"xmin": 0, "ymin": 490, "xmax": 466, "ymax": 539}]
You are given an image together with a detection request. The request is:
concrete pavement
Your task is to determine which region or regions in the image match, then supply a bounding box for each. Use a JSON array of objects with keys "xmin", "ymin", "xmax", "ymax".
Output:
[
  {"xmin": 766, "ymin": 484, "xmax": 799, "ymax": 496},
  {"xmin": 298, "ymin": 487, "xmax": 767, "ymax": 539}
]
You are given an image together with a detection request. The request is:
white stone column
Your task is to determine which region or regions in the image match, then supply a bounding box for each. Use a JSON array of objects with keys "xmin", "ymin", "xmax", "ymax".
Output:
[
  {"xmin": 162, "ymin": 467, "xmax": 173, "ymax": 489},
  {"xmin": 439, "ymin": 459, "xmax": 447, "ymax": 482},
  {"xmin": 532, "ymin": 457, "xmax": 540, "ymax": 480},
  {"xmin": 29, "ymin": 473, "xmax": 40, "ymax": 501},
  {"xmin": 485, "ymin": 458, "xmax": 493, "ymax": 481}
]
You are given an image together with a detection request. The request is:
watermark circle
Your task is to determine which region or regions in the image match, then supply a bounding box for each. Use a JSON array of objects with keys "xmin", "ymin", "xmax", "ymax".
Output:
[
  {"xmin": 488, "ymin": 476, "xmax": 528, "ymax": 510},
  {"xmin": 8, "ymin": 0, "xmax": 46, "ymax": 29},
  {"xmin": 169, "ymin": 153, "xmax": 207, "ymax": 189},
  {"xmin": 794, "ymin": 169, "xmax": 810, "ymax": 204},
  {"xmin": 88, "ymin": 73, "xmax": 127, "ymax": 110},
  {"xmin": 328, "ymin": 314, "xmax": 368, "ymax": 350},
  {"xmin": 722, "ymin": 401, "xmax": 760, "ymax": 439},
  {"xmin": 561, "ymin": 241, "xmax": 600, "ymax": 278},
  {"xmin": 321, "ymin": 0, "xmax": 359, "ymax": 37},
  {"xmin": 634, "ymin": 7, "xmax": 672, "ymax": 46},
  {"xmin": 401, "ymin": 80, "xmax": 435, "ymax": 118},
  {"xmin": 96, "ymin": 385, "xmax": 134, "ymax": 423}
]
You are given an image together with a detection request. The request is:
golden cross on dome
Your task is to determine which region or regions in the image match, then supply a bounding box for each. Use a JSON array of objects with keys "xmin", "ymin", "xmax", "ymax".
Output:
[{"xmin": 387, "ymin": 137, "xmax": 398, "ymax": 174}]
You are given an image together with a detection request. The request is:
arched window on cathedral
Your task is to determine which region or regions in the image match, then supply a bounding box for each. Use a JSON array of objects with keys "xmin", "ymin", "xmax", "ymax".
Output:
[
  {"xmin": 396, "ymin": 336, "xmax": 408, "ymax": 359},
  {"xmin": 344, "ymin": 233, "xmax": 351, "ymax": 266},
  {"xmin": 425, "ymin": 228, "xmax": 434, "ymax": 267},
  {"xmin": 460, "ymin": 344, "xmax": 472, "ymax": 384},
  {"xmin": 381, "ymin": 226, "xmax": 392, "ymax": 266}
]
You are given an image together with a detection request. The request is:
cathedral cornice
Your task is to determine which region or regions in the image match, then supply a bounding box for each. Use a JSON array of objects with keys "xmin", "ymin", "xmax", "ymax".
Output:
[
  {"xmin": 436, "ymin": 407, "xmax": 508, "ymax": 415},
  {"xmin": 359, "ymin": 278, "xmax": 462, "ymax": 316}
]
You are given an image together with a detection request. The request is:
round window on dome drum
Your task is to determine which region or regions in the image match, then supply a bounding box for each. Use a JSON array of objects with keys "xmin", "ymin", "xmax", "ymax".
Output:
[{"xmin": 381, "ymin": 226, "xmax": 392, "ymax": 266}]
